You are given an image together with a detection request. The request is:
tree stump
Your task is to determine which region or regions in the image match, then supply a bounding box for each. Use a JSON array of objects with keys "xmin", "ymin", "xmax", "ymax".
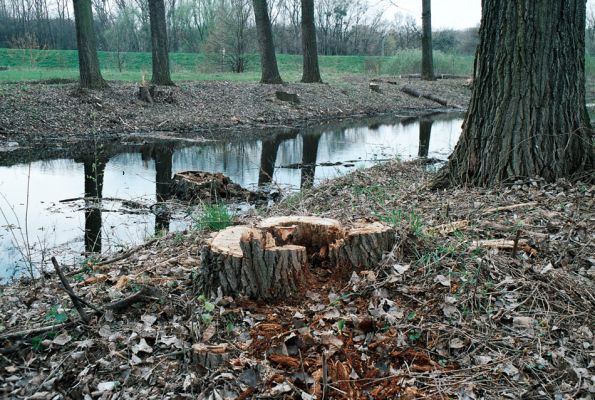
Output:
[
  {"xmin": 199, "ymin": 216, "xmax": 396, "ymax": 301},
  {"xmin": 275, "ymin": 90, "xmax": 300, "ymax": 104},
  {"xmin": 170, "ymin": 171, "xmax": 261, "ymax": 203},
  {"xmin": 369, "ymin": 82, "xmax": 382, "ymax": 93},
  {"xmin": 138, "ymin": 83, "xmax": 154, "ymax": 104}
]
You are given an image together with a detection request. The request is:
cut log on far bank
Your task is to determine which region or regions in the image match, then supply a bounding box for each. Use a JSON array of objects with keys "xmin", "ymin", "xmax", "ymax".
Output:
[
  {"xmin": 170, "ymin": 171, "xmax": 262, "ymax": 203},
  {"xmin": 199, "ymin": 216, "xmax": 396, "ymax": 301},
  {"xmin": 401, "ymin": 85, "xmax": 450, "ymax": 107}
]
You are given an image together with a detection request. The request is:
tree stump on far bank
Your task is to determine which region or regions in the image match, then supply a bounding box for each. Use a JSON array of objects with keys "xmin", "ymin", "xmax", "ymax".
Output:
[{"xmin": 199, "ymin": 216, "xmax": 396, "ymax": 301}]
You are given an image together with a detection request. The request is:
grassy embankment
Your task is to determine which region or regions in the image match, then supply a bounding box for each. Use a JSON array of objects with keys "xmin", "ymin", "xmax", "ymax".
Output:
[{"xmin": 0, "ymin": 48, "xmax": 476, "ymax": 82}]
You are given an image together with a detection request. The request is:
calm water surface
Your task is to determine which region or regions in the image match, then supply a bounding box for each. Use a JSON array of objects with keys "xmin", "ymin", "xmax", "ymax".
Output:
[{"xmin": 0, "ymin": 114, "xmax": 463, "ymax": 279}]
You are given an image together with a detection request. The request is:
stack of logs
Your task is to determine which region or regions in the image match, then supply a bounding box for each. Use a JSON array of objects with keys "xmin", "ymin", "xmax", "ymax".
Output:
[{"xmin": 199, "ymin": 216, "xmax": 396, "ymax": 301}]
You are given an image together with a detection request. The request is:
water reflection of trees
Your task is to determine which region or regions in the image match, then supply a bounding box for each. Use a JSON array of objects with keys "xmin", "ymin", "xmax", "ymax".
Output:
[
  {"xmin": 258, "ymin": 130, "xmax": 300, "ymax": 187},
  {"xmin": 418, "ymin": 117, "xmax": 433, "ymax": 158},
  {"xmin": 301, "ymin": 134, "xmax": 321, "ymax": 188},
  {"xmin": 82, "ymin": 156, "xmax": 107, "ymax": 254}
]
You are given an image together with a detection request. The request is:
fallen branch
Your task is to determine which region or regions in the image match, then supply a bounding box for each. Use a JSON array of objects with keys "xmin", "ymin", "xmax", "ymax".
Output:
[
  {"xmin": 482, "ymin": 202, "xmax": 538, "ymax": 214},
  {"xmin": 59, "ymin": 196, "xmax": 148, "ymax": 209},
  {"xmin": 95, "ymin": 236, "xmax": 162, "ymax": 267},
  {"xmin": 425, "ymin": 220, "xmax": 469, "ymax": 235},
  {"xmin": 401, "ymin": 85, "xmax": 449, "ymax": 107},
  {"xmin": 470, "ymin": 239, "xmax": 525, "ymax": 250},
  {"xmin": 51, "ymin": 257, "xmax": 91, "ymax": 324},
  {"xmin": 476, "ymin": 221, "xmax": 549, "ymax": 240},
  {"xmin": 105, "ymin": 286, "xmax": 161, "ymax": 312},
  {"xmin": 470, "ymin": 238, "xmax": 539, "ymax": 256},
  {"xmin": 399, "ymin": 73, "xmax": 471, "ymax": 80},
  {"xmin": 0, "ymin": 322, "xmax": 76, "ymax": 341}
]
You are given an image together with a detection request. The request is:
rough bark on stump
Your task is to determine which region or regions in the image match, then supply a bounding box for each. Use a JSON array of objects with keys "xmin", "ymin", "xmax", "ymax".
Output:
[
  {"xmin": 199, "ymin": 217, "xmax": 396, "ymax": 300},
  {"xmin": 200, "ymin": 226, "xmax": 308, "ymax": 300},
  {"xmin": 329, "ymin": 222, "xmax": 395, "ymax": 269}
]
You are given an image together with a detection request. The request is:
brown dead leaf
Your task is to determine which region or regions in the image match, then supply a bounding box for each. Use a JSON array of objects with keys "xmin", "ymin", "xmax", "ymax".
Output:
[
  {"xmin": 268, "ymin": 354, "xmax": 300, "ymax": 369},
  {"xmin": 192, "ymin": 343, "xmax": 228, "ymax": 354},
  {"xmin": 311, "ymin": 368, "xmax": 323, "ymax": 397},
  {"xmin": 82, "ymin": 274, "xmax": 108, "ymax": 286},
  {"xmin": 335, "ymin": 360, "xmax": 353, "ymax": 398},
  {"xmin": 114, "ymin": 275, "xmax": 129, "ymax": 289}
]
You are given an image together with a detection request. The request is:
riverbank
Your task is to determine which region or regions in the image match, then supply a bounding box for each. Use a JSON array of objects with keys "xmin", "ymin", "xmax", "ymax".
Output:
[
  {"xmin": 1, "ymin": 160, "xmax": 593, "ymax": 399},
  {"xmin": 0, "ymin": 76, "xmax": 470, "ymax": 148}
]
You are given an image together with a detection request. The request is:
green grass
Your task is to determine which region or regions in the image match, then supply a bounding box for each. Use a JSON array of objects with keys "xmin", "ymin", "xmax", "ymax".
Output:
[
  {"xmin": 192, "ymin": 204, "xmax": 233, "ymax": 232},
  {"xmin": 2, "ymin": 47, "xmax": 594, "ymax": 83},
  {"xmin": 0, "ymin": 48, "xmax": 475, "ymax": 83}
]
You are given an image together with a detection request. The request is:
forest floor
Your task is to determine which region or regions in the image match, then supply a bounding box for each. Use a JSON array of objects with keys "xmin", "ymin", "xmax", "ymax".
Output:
[
  {"xmin": 0, "ymin": 160, "xmax": 593, "ymax": 399},
  {"xmin": 0, "ymin": 76, "xmax": 470, "ymax": 150}
]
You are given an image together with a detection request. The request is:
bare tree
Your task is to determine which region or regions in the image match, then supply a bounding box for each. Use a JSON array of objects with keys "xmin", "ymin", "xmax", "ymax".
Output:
[
  {"xmin": 300, "ymin": 0, "xmax": 321, "ymax": 82},
  {"xmin": 73, "ymin": 0, "xmax": 107, "ymax": 88},
  {"xmin": 421, "ymin": 0, "xmax": 433, "ymax": 79},
  {"xmin": 253, "ymin": 0, "xmax": 282, "ymax": 83},
  {"xmin": 149, "ymin": 0, "xmax": 174, "ymax": 85}
]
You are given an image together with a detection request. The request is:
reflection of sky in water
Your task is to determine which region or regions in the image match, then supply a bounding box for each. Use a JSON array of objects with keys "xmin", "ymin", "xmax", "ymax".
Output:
[{"xmin": 0, "ymin": 116, "xmax": 462, "ymax": 279}]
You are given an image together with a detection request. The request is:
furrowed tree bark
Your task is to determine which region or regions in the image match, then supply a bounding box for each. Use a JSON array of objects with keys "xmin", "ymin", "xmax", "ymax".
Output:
[
  {"xmin": 73, "ymin": 0, "xmax": 107, "ymax": 89},
  {"xmin": 433, "ymin": 0, "xmax": 594, "ymax": 188},
  {"xmin": 253, "ymin": 0, "xmax": 283, "ymax": 84},
  {"xmin": 300, "ymin": 0, "xmax": 322, "ymax": 83},
  {"xmin": 421, "ymin": 0, "xmax": 434, "ymax": 80},
  {"xmin": 148, "ymin": 0, "xmax": 174, "ymax": 86}
]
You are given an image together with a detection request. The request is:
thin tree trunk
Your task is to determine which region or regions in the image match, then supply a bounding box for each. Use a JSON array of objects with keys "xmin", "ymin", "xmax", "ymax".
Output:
[
  {"xmin": 300, "ymin": 0, "xmax": 322, "ymax": 83},
  {"xmin": 421, "ymin": 0, "xmax": 434, "ymax": 80},
  {"xmin": 73, "ymin": 0, "xmax": 106, "ymax": 89},
  {"xmin": 149, "ymin": 0, "xmax": 174, "ymax": 86},
  {"xmin": 253, "ymin": 0, "xmax": 283, "ymax": 84},
  {"xmin": 433, "ymin": 0, "xmax": 594, "ymax": 188}
]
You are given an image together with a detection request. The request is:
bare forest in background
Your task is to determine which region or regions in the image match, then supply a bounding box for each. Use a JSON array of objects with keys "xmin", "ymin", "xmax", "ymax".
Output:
[{"xmin": 0, "ymin": 0, "xmax": 483, "ymax": 68}]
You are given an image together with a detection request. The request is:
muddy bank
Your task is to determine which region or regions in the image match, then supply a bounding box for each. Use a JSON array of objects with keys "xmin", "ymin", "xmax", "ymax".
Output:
[
  {"xmin": 0, "ymin": 76, "xmax": 470, "ymax": 147},
  {"xmin": 0, "ymin": 161, "xmax": 592, "ymax": 399}
]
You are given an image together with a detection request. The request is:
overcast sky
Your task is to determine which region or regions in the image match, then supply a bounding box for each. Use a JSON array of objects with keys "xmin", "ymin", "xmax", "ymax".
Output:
[{"xmin": 370, "ymin": 0, "xmax": 482, "ymax": 30}]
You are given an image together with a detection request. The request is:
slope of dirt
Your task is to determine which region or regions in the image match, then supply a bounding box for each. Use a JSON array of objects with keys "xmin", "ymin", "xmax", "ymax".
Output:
[
  {"xmin": 0, "ymin": 77, "xmax": 470, "ymax": 146},
  {"xmin": 1, "ymin": 162, "xmax": 593, "ymax": 399}
]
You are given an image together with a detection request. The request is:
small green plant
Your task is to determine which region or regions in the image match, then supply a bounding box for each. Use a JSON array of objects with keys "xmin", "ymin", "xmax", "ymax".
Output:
[
  {"xmin": 193, "ymin": 204, "xmax": 233, "ymax": 232},
  {"xmin": 378, "ymin": 209, "xmax": 425, "ymax": 237},
  {"xmin": 408, "ymin": 330, "xmax": 422, "ymax": 343},
  {"xmin": 197, "ymin": 294, "xmax": 216, "ymax": 325},
  {"xmin": 46, "ymin": 304, "xmax": 68, "ymax": 323},
  {"xmin": 337, "ymin": 319, "xmax": 346, "ymax": 334},
  {"xmin": 173, "ymin": 232, "xmax": 185, "ymax": 244}
]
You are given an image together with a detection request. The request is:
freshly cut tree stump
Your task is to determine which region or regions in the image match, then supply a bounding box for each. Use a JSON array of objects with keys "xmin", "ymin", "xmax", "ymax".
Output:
[
  {"xmin": 329, "ymin": 221, "xmax": 395, "ymax": 269},
  {"xmin": 257, "ymin": 216, "xmax": 345, "ymax": 250},
  {"xmin": 199, "ymin": 216, "xmax": 396, "ymax": 300}
]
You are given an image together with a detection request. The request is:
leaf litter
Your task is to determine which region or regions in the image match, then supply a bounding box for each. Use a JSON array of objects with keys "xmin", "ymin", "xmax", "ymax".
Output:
[{"xmin": 0, "ymin": 160, "xmax": 593, "ymax": 399}]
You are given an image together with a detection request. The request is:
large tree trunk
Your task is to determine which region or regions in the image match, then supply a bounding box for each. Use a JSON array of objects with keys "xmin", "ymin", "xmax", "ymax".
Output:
[
  {"xmin": 433, "ymin": 0, "xmax": 594, "ymax": 187},
  {"xmin": 253, "ymin": 0, "xmax": 283, "ymax": 84},
  {"xmin": 73, "ymin": 0, "xmax": 107, "ymax": 89},
  {"xmin": 149, "ymin": 0, "xmax": 174, "ymax": 86},
  {"xmin": 421, "ymin": 0, "xmax": 434, "ymax": 80},
  {"xmin": 300, "ymin": 0, "xmax": 322, "ymax": 83}
]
